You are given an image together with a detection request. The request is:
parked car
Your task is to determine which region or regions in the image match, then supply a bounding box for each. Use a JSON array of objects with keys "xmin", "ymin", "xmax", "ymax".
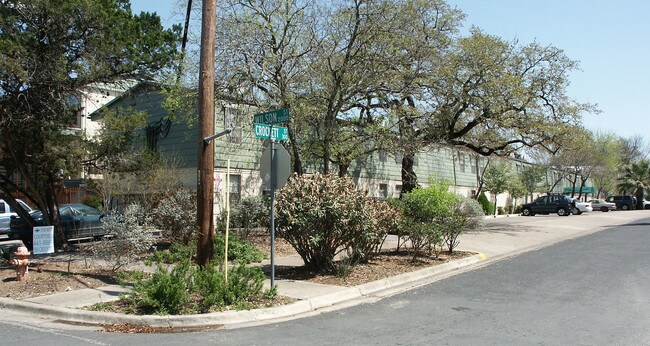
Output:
[
  {"xmin": 8, "ymin": 204, "xmax": 109, "ymax": 248},
  {"xmin": 605, "ymin": 195, "xmax": 636, "ymax": 210},
  {"xmin": 571, "ymin": 199, "xmax": 593, "ymax": 215},
  {"xmin": 0, "ymin": 199, "xmax": 34, "ymax": 235},
  {"xmin": 521, "ymin": 194, "xmax": 574, "ymax": 216},
  {"xmin": 643, "ymin": 200, "xmax": 650, "ymax": 209},
  {"xmin": 588, "ymin": 199, "xmax": 616, "ymax": 212}
]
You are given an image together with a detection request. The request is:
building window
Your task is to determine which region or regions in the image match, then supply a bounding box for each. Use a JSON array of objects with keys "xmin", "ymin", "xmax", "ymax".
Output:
[
  {"xmin": 395, "ymin": 153, "xmax": 403, "ymax": 164},
  {"xmin": 224, "ymin": 107, "xmax": 243, "ymax": 144},
  {"xmin": 459, "ymin": 153, "xmax": 466, "ymax": 173},
  {"xmin": 395, "ymin": 185, "xmax": 402, "ymax": 195},
  {"xmin": 229, "ymin": 174, "xmax": 241, "ymax": 204},
  {"xmin": 470, "ymin": 157, "xmax": 477, "ymax": 174},
  {"xmin": 379, "ymin": 183, "xmax": 388, "ymax": 199}
]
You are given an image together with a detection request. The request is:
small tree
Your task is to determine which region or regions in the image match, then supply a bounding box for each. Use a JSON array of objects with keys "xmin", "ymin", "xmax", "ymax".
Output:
[
  {"xmin": 616, "ymin": 160, "xmax": 650, "ymax": 209},
  {"xmin": 482, "ymin": 162, "xmax": 515, "ymax": 216},
  {"xmin": 519, "ymin": 164, "xmax": 547, "ymax": 202}
]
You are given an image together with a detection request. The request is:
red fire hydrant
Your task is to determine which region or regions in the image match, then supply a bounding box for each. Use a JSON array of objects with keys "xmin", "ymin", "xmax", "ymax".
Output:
[{"xmin": 11, "ymin": 246, "xmax": 30, "ymax": 282}]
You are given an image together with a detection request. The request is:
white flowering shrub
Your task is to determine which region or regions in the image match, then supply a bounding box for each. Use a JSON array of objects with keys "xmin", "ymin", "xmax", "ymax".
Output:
[
  {"xmin": 151, "ymin": 189, "xmax": 197, "ymax": 245},
  {"xmin": 95, "ymin": 203, "xmax": 156, "ymax": 272}
]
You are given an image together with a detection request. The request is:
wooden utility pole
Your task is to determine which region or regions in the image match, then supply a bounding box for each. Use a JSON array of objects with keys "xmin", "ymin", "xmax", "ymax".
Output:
[{"xmin": 197, "ymin": 0, "xmax": 217, "ymax": 267}]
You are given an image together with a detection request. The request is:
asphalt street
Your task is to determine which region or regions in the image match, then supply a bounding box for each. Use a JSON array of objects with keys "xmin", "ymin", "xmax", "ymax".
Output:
[{"xmin": 1, "ymin": 213, "xmax": 649, "ymax": 345}]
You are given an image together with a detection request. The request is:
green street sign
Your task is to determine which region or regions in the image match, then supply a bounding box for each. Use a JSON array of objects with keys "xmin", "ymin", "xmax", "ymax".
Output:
[
  {"xmin": 253, "ymin": 108, "xmax": 289, "ymax": 125},
  {"xmin": 254, "ymin": 123, "xmax": 289, "ymax": 141}
]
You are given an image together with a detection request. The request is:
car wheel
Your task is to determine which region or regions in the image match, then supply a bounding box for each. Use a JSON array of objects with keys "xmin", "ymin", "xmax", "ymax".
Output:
[
  {"xmin": 622, "ymin": 204, "xmax": 629, "ymax": 210},
  {"xmin": 557, "ymin": 208, "xmax": 569, "ymax": 216},
  {"xmin": 572, "ymin": 208, "xmax": 582, "ymax": 215},
  {"xmin": 522, "ymin": 208, "xmax": 532, "ymax": 216},
  {"xmin": 601, "ymin": 207, "xmax": 609, "ymax": 212}
]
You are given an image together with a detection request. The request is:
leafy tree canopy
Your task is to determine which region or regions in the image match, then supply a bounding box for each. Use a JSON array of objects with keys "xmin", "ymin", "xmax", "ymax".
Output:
[{"xmin": 0, "ymin": 0, "xmax": 181, "ymax": 247}]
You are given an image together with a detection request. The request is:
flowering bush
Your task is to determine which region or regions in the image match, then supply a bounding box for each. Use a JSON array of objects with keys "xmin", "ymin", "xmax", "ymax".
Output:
[{"xmin": 275, "ymin": 173, "xmax": 369, "ymax": 271}]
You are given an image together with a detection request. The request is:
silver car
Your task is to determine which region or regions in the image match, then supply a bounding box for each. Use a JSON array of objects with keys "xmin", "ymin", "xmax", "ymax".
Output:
[{"xmin": 587, "ymin": 199, "xmax": 616, "ymax": 212}]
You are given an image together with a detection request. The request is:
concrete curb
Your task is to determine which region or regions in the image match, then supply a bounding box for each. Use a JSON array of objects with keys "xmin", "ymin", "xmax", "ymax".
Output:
[{"xmin": 0, "ymin": 254, "xmax": 485, "ymax": 328}]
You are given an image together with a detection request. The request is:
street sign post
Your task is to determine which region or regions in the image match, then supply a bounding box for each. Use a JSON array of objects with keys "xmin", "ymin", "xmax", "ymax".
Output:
[
  {"xmin": 254, "ymin": 123, "xmax": 289, "ymax": 141},
  {"xmin": 253, "ymin": 108, "xmax": 289, "ymax": 125},
  {"xmin": 252, "ymin": 108, "xmax": 291, "ymax": 289}
]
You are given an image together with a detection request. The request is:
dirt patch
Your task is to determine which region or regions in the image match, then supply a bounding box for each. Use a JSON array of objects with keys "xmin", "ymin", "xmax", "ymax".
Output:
[
  {"xmin": 246, "ymin": 232, "xmax": 296, "ymax": 258},
  {"xmin": 275, "ymin": 250, "xmax": 475, "ymax": 286},
  {"xmin": 0, "ymin": 260, "xmax": 117, "ymax": 300}
]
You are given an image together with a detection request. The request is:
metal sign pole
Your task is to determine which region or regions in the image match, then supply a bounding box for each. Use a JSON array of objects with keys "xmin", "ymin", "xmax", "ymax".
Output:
[{"xmin": 270, "ymin": 128, "xmax": 277, "ymax": 288}]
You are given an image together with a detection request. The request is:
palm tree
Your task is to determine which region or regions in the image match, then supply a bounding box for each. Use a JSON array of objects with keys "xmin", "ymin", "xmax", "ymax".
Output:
[{"xmin": 616, "ymin": 160, "xmax": 650, "ymax": 209}]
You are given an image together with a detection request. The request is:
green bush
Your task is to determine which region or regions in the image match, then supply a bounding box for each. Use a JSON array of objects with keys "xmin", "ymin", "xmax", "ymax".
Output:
[
  {"xmin": 214, "ymin": 233, "xmax": 264, "ymax": 265},
  {"xmin": 440, "ymin": 196, "xmax": 484, "ymax": 253},
  {"xmin": 477, "ymin": 192, "xmax": 494, "ymax": 215},
  {"xmin": 399, "ymin": 180, "xmax": 458, "ymax": 260},
  {"xmin": 123, "ymin": 259, "xmax": 267, "ymax": 314},
  {"xmin": 126, "ymin": 259, "xmax": 193, "ymax": 315},
  {"xmin": 151, "ymin": 189, "xmax": 197, "ymax": 245},
  {"xmin": 497, "ymin": 207, "xmax": 505, "ymax": 215},
  {"xmin": 219, "ymin": 196, "xmax": 269, "ymax": 238},
  {"xmin": 275, "ymin": 173, "xmax": 370, "ymax": 271},
  {"xmin": 348, "ymin": 198, "xmax": 401, "ymax": 263},
  {"xmin": 147, "ymin": 241, "xmax": 194, "ymax": 264},
  {"xmin": 148, "ymin": 234, "xmax": 262, "ymax": 265}
]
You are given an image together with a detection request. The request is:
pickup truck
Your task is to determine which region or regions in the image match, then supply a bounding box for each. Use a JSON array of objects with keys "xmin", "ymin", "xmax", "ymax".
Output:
[{"xmin": 0, "ymin": 199, "xmax": 34, "ymax": 235}]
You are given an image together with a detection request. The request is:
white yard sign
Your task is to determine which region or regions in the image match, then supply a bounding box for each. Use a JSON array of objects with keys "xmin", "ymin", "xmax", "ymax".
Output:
[{"xmin": 33, "ymin": 226, "xmax": 54, "ymax": 254}]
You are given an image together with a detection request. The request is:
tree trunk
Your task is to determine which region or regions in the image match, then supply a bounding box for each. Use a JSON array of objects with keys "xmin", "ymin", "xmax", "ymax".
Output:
[
  {"xmin": 338, "ymin": 164, "xmax": 349, "ymax": 177},
  {"xmin": 401, "ymin": 153, "xmax": 418, "ymax": 194}
]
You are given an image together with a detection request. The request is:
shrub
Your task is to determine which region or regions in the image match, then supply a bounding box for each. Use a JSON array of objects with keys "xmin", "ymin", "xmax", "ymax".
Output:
[
  {"xmin": 214, "ymin": 233, "xmax": 264, "ymax": 265},
  {"xmin": 151, "ymin": 189, "xmax": 197, "ymax": 245},
  {"xmin": 219, "ymin": 196, "xmax": 269, "ymax": 238},
  {"xmin": 347, "ymin": 198, "xmax": 401, "ymax": 263},
  {"xmin": 125, "ymin": 259, "xmax": 193, "ymax": 315},
  {"xmin": 477, "ymin": 192, "xmax": 494, "ymax": 215},
  {"xmin": 95, "ymin": 203, "xmax": 156, "ymax": 272},
  {"xmin": 399, "ymin": 180, "xmax": 458, "ymax": 260},
  {"xmin": 124, "ymin": 259, "xmax": 267, "ymax": 314},
  {"xmin": 497, "ymin": 207, "xmax": 505, "ymax": 215},
  {"xmin": 275, "ymin": 173, "xmax": 369, "ymax": 271},
  {"xmin": 147, "ymin": 241, "xmax": 194, "ymax": 264},
  {"xmin": 440, "ymin": 196, "xmax": 484, "ymax": 253}
]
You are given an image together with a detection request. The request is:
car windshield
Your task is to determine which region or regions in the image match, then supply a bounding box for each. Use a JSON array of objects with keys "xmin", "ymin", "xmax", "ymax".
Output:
[{"xmin": 70, "ymin": 205, "xmax": 102, "ymax": 216}]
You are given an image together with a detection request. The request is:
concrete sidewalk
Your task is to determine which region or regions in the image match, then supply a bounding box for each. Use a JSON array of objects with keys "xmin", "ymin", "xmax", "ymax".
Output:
[{"xmin": 1, "ymin": 211, "xmax": 648, "ymax": 329}]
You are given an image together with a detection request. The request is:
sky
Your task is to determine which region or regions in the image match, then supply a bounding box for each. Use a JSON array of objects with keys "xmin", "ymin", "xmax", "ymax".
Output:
[{"xmin": 130, "ymin": 0, "xmax": 649, "ymax": 139}]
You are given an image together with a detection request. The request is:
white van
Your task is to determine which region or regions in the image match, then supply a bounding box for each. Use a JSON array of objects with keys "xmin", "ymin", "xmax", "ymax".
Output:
[{"xmin": 0, "ymin": 199, "xmax": 34, "ymax": 234}]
